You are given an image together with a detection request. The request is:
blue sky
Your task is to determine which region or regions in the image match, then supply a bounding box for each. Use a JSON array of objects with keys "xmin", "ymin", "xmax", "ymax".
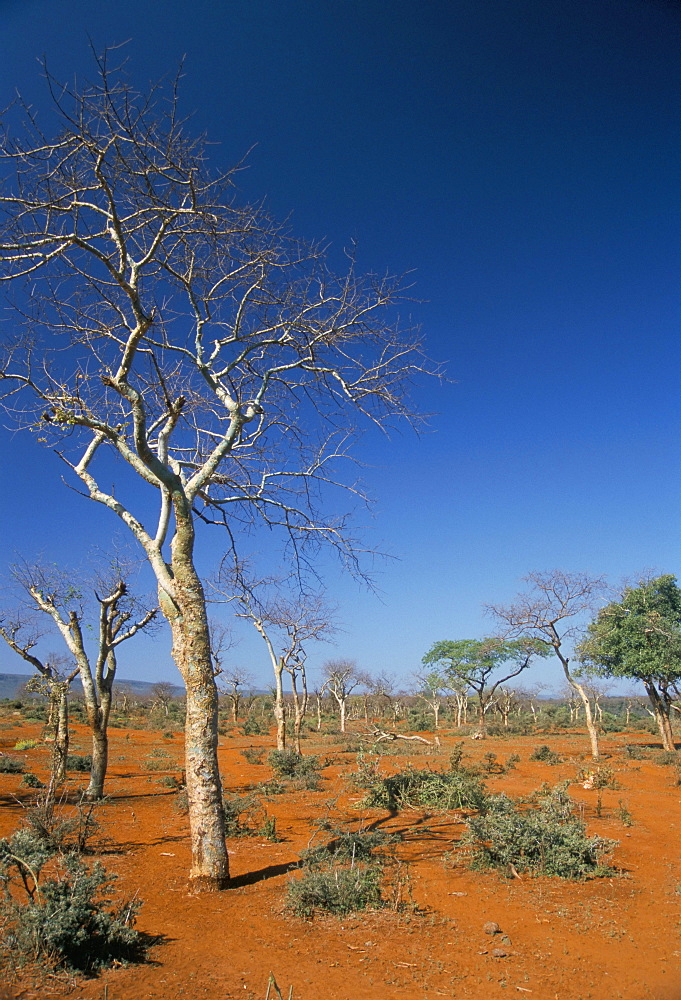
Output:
[{"xmin": 0, "ymin": 0, "xmax": 679, "ymax": 693}]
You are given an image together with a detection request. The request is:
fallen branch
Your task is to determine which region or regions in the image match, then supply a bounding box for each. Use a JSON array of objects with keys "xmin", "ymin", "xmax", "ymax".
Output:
[{"xmin": 364, "ymin": 725, "xmax": 436, "ymax": 746}]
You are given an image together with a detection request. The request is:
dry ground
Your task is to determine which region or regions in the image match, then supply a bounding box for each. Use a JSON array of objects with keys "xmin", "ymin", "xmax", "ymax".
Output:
[{"xmin": 0, "ymin": 717, "xmax": 680, "ymax": 1000}]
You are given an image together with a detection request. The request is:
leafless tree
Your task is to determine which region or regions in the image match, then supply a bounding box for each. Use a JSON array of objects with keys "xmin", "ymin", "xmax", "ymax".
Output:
[
  {"xmin": 232, "ymin": 577, "xmax": 335, "ymax": 751},
  {"xmin": 322, "ymin": 659, "xmax": 365, "ymax": 733},
  {"xmin": 488, "ymin": 570, "xmax": 607, "ymax": 759},
  {"xmin": 367, "ymin": 671, "xmax": 396, "ymax": 721},
  {"xmin": 217, "ymin": 666, "xmax": 255, "ymax": 723},
  {"xmin": 412, "ymin": 669, "xmax": 448, "ymax": 729},
  {"xmin": 0, "ymin": 614, "xmax": 77, "ymax": 798},
  {"xmin": 494, "ymin": 687, "xmax": 521, "ymax": 728},
  {"xmin": 150, "ymin": 681, "xmax": 178, "ymax": 718},
  {"xmin": 0, "ymin": 58, "xmax": 435, "ymax": 888},
  {"xmin": 9, "ymin": 563, "xmax": 156, "ymax": 798}
]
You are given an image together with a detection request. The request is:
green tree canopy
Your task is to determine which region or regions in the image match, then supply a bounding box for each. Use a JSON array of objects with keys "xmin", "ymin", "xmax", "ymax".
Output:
[
  {"xmin": 579, "ymin": 574, "xmax": 681, "ymax": 750},
  {"xmin": 422, "ymin": 637, "xmax": 548, "ymax": 729}
]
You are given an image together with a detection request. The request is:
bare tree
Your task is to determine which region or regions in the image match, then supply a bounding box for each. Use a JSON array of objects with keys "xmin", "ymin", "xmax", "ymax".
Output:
[
  {"xmin": 233, "ymin": 578, "xmax": 335, "ymax": 751},
  {"xmin": 368, "ymin": 671, "xmax": 396, "ymax": 721},
  {"xmin": 322, "ymin": 659, "xmax": 364, "ymax": 733},
  {"xmin": 413, "ymin": 670, "xmax": 448, "ymax": 729},
  {"xmin": 217, "ymin": 666, "xmax": 255, "ymax": 723},
  {"xmin": 488, "ymin": 570, "xmax": 606, "ymax": 759},
  {"xmin": 150, "ymin": 681, "xmax": 178, "ymax": 718},
  {"xmin": 11, "ymin": 564, "xmax": 156, "ymax": 798},
  {"xmin": 0, "ymin": 614, "xmax": 77, "ymax": 798},
  {"xmin": 494, "ymin": 687, "xmax": 521, "ymax": 728},
  {"xmin": 0, "ymin": 58, "xmax": 434, "ymax": 887}
]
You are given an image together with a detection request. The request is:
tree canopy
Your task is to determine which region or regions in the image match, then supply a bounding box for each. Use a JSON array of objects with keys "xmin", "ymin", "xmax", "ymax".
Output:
[
  {"xmin": 580, "ymin": 575, "xmax": 681, "ymax": 684},
  {"xmin": 580, "ymin": 574, "xmax": 681, "ymax": 750},
  {"xmin": 422, "ymin": 637, "xmax": 548, "ymax": 727}
]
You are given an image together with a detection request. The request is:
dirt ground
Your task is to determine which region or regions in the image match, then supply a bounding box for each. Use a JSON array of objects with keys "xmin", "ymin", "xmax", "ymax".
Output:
[{"xmin": 1, "ymin": 718, "xmax": 680, "ymax": 1000}]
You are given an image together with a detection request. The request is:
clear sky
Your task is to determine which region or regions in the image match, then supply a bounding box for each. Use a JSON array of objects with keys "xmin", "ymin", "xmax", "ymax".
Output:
[{"xmin": 0, "ymin": 0, "xmax": 679, "ymax": 694}]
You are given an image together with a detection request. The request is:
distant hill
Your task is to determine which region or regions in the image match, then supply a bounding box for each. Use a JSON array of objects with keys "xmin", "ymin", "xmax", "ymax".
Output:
[{"xmin": 0, "ymin": 673, "xmax": 184, "ymax": 701}]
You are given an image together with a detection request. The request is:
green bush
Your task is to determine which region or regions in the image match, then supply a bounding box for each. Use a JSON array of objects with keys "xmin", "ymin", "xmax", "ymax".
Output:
[
  {"xmin": 286, "ymin": 864, "xmax": 383, "ymax": 917},
  {"xmin": 0, "ymin": 755, "xmax": 25, "ymax": 774},
  {"xmin": 529, "ymin": 745, "xmax": 561, "ymax": 765},
  {"xmin": 463, "ymin": 783, "xmax": 617, "ymax": 879},
  {"xmin": 66, "ymin": 754, "xmax": 92, "ymax": 772},
  {"xmin": 14, "ymin": 739, "xmax": 40, "ymax": 750},
  {"xmin": 357, "ymin": 764, "xmax": 488, "ymax": 813},
  {"xmin": 241, "ymin": 716, "xmax": 266, "ymax": 736},
  {"xmin": 20, "ymin": 773, "xmax": 45, "ymax": 789},
  {"xmin": 268, "ymin": 750, "xmax": 320, "ymax": 780},
  {"xmin": 301, "ymin": 825, "xmax": 399, "ymax": 867},
  {"xmin": 0, "ymin": 830, "xmax": 146, "ymax": 972},
  {"xmin": 241, "ymin": 748, "xmax": 265, "ymax": 765}
]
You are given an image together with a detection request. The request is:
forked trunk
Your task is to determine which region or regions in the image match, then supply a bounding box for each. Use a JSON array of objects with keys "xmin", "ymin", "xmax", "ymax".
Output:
[{"xmin": 645, "ymin": 681, "xmax": 675, "ymax": 752}]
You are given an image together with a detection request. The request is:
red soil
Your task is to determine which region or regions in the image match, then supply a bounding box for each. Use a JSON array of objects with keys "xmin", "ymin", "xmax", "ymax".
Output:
[{"xmin": 1, "ymin": 719, "xmax": 680, "ymax": 1000}]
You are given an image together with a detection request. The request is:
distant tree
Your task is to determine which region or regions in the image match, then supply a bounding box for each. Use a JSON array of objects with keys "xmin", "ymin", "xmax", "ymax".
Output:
[
  {"xmin": 412, "ymin": 670, "xmax": 448, "ymax": 729},
  {"xmin": 233, "ymin": 577, "xmax": 334, "ymax": 750},
  {"xmin": 580, "ymin": 575, "xmax": 681, "ymax": 752},
  {"xmin": 422, "ymin": 637, "xmax": 547, "ymax": 734},
  {"xmin": 488, "ymin": 571, "xmax": 607, "ymax": 759},
  {"xmin": 150, "ymin": 682, "xmax": 178, "ymax": 718},
  {"xmin": 322, "ymin": 659, "xmax": 364, "ymax": 733},
  {"xmin": 216, "ymin": 667, "xmax": 255, "ymax": 723},
  {"xmin": 494, "ymin": 687, "xmax": 521, "ymax": 728}
]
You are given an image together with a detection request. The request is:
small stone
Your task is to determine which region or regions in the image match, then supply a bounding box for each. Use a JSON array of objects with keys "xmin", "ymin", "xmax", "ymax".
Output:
[
  {"xmin": 501, "ymin": 934, "xmax": 513, "ymax": 946},
  {"xmin": 492, "ymin": 948, "xmax": 508, "ymax": 958},
  {"xmin": 483, "ymin": 921, "xmax": 502, "ymax": 935}
]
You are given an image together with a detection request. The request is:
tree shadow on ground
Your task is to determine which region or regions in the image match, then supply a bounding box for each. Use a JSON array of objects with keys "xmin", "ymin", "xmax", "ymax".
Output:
[{"xmin": 229, "ymin": 860, "xmax": 299, "ymax": 888}]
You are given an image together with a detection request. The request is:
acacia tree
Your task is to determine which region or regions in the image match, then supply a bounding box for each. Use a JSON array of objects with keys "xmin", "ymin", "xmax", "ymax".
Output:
[
  {"xmin": 579, "ymin": 575, "xmax": 681, "ymax": 752},
  {"xmin": 0, "ymin": 59, "xmax": 432, "ymax": 888},
  {"xmin": 488, "ymin": 570, "xmax": 606, "ymax": 759},
  {"xmin": 422, "ymin": 637, "xmax": 546, "ymax": 734}
]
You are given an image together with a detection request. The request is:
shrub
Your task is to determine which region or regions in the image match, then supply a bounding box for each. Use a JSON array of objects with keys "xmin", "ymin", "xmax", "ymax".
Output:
[
  {"xmin": 222, "ymin": 794, "xmax": 266, "ymax": 838},
  {"xmin": 268, "ymin": 750, "xmax": 320, "ymax": 780},
  {"xmin": 65, "ymin": 754, "xmax": 92, "ymax": 772},
  {"xmin": 241, "ymin": 716, "xmax": 266, "ymax": 736},
  {"xmin": 0, "ymin": 755, "xmax": 25, "ymax": 774},
  {"xmin": 625, "ymin": 744, "xmax": 646, "ymax": 760},
  {"xmin": 530, "ymin": 745, "xmax": 561, "ymax": 765},
  {"xmin": 241, "ymin": 748, "xmax": 265, "ymax": 765},
  {"xmin": 143, "ymin": 749, "xmax": 171, "ymax": 771},
  {"xmin": 286, "ymin": 864, "xmax": 383, "ymax": 917},
  {"xmin": 577, "ymin": 765, "xmax": 619, "ymax": 789},
  {"xmin": 0, "ymin": 837, "xmax": 146, "ymax": 972},
  {"xmin": 255, "ymin": 779, "xmax": 287, "ymax": 797},
  {"xmin": 20, "ymin": 773, "xmax": 45, "ymax": 789},
  {"xmin": 655, "ymin": 750, "xmax": 680, "ymax": 766},
  {"xmin": 357, "ymin": 764, "xmax": 488, "ymax": 813},
  {"xmin": 259, "ymin": 817, "xmax": 280, "ymax": 842},
  {"xmin": 463, "ymin": 783, "xmax": 617, "ymax": 879},
  {"xmin": 14, "ymin": 739, "xmax": 39, "ymax": 750},
  {"xmin": 157, "ymin": 775, "xmax": 182, "ymax": 789},
  {"xmin": 301, "ymin": 825, "xmax": 399, "ymax": 867}
]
